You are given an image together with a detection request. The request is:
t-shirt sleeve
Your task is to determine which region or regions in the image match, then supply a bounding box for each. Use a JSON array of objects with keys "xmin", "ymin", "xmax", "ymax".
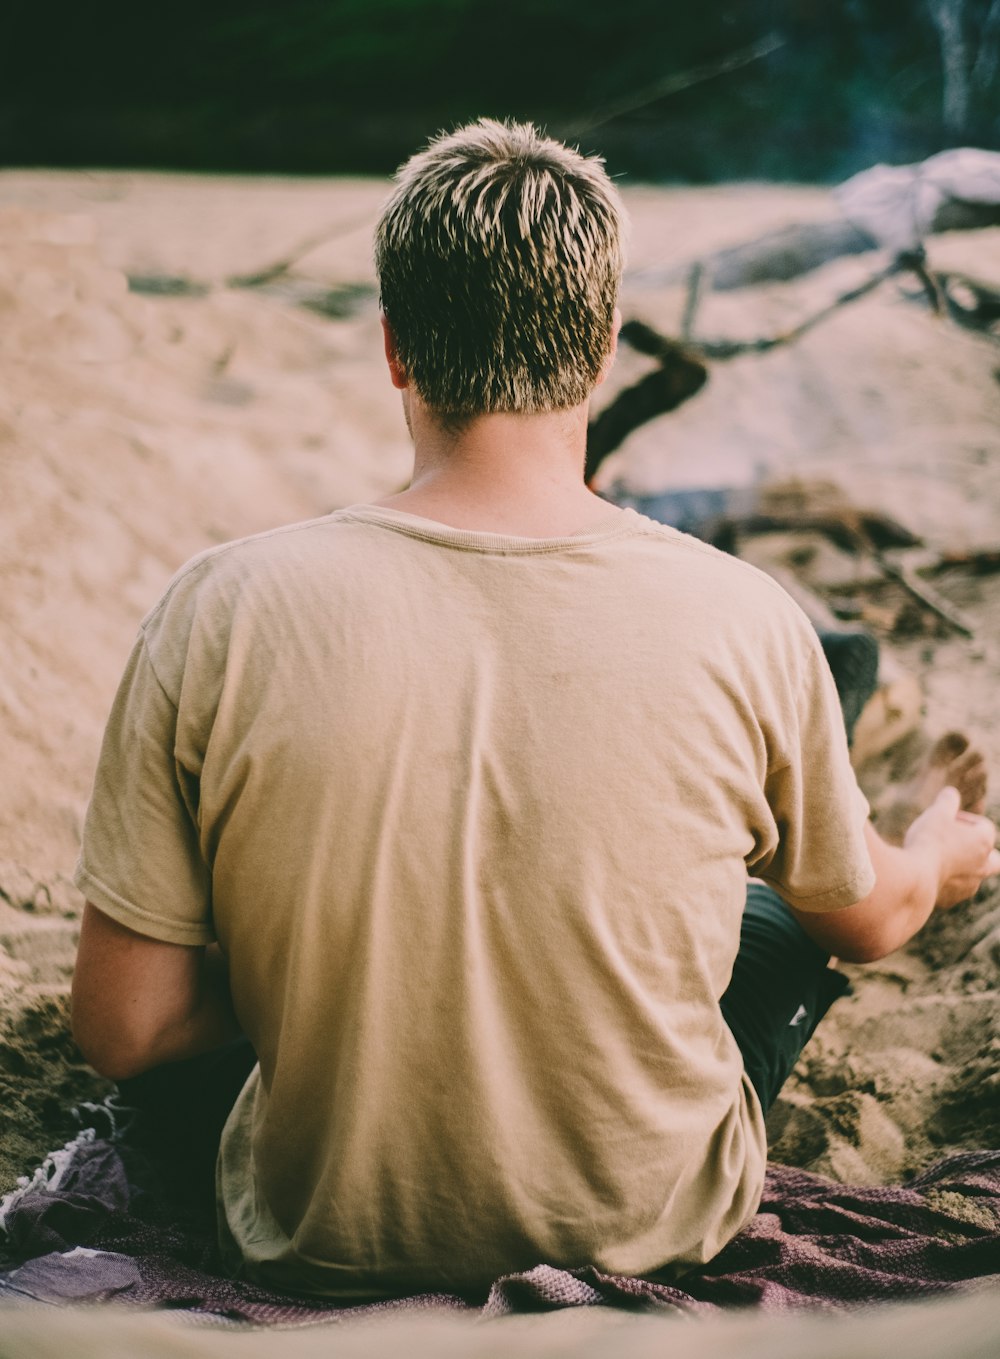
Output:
[
  {"xmin": 752, "ymin": 625, "xmax": 876, "ymax": 913},
  {"xmin": 73, "ymin": 629, "xmax": 214, "ymax": 946}
]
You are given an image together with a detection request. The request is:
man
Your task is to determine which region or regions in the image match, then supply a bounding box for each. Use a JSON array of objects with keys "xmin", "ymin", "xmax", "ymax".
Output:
[{"xmin": 72, "ymin": 119, "xmax": 1000, "ymax": 1299}]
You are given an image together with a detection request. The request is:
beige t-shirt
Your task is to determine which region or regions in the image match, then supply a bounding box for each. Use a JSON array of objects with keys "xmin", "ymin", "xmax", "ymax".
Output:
[{"xmin": 75, "ymin": 506, "xmax": 874, "ymax": 1297}]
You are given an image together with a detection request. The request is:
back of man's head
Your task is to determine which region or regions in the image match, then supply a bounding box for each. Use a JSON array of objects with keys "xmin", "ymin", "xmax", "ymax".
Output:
[{"xmin": 375, "ymin": 118, "xmax": 625, "ymax": 424}]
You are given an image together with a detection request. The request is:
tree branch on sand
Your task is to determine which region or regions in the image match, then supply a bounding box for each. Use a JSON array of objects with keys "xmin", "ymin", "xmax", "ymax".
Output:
[
  {"xmin": 586, "ymin": 253, "xmax": 945, "ymax": 481},
  {"xmin": 585, "ymin": 336, "xmax": 708, "ymax": 483},
  {"xmin": 225, "ymin": 211, "xmax": 375, "ymax": 290},
  {"xmin": 590, "ymin": 149, "xmax": 1000, "ymax": 479},
  {"xmin": 632, "ymin": 149, "xmax": 1000, "ymax": 295}
]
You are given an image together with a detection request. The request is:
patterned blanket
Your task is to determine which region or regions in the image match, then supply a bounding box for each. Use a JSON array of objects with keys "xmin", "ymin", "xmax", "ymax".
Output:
[{"xmin": 1, "ymin": 1129, "xmax": 998, "ymax": 1327}]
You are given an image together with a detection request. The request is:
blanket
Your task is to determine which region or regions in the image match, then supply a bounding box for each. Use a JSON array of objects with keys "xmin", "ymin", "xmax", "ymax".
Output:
[{"xmin": 1, "ymin": 1127, "xmax": 999, "ymax": 1327}]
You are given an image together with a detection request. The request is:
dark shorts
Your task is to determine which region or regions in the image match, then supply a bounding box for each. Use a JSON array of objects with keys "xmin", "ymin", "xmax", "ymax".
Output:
[
  {"xmin": 720, "ymin": 880, "xmax": 851, "ymax": 1114},
  {"xmin": 116, "ymin": 1035, "xmax": 257, "ymax": 1197}
]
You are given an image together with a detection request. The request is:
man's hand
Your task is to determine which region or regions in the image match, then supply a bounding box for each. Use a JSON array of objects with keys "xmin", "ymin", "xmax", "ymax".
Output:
[
  {"xmin": 790, "ymin": 789, "xmax": 1000, "ymax": 964},
  {"xmin": 903, "ymin": 785, "xmax": 1000, "ymax": 910},
  {"xmin": 72, "ymin": 903, "xmax": 241, "ymax": 1081}
]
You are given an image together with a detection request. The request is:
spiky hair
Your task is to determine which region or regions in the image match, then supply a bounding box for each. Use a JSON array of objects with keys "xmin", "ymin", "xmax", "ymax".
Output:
[{"xmin": 374, "ymin": 118, "xmax": 625, "ymax": 421}]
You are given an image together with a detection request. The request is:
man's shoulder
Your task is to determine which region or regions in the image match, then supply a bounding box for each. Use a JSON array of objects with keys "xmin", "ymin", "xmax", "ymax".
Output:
[
  {"xmin": 626, "ymin": 513, "xmax": 813, "ymax": 613},
  {"xmin": 143, "ymin": 512, "xmax": 359, "ymax": 627}
]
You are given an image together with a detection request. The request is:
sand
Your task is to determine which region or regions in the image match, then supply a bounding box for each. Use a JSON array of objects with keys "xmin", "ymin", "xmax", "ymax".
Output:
[
  {"xmin": 1, "ymin": 168, "xmax": 999, "ymax": 1258},
  {"xmin": 3, "ymin": 1289, "xmax": 1000, "ymax": 1359}
]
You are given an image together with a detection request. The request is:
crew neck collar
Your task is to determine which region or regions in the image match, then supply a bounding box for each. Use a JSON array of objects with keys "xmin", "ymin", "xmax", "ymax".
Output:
[{"xmin": 334, "ymin": 504, "xmax": 647, "ymax": 555}]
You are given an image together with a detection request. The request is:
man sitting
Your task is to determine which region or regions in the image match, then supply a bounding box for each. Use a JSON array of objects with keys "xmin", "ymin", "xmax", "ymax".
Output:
[{"xmin": 71, "ymin": 119, "xmax": 1000, "ymax": 1300}]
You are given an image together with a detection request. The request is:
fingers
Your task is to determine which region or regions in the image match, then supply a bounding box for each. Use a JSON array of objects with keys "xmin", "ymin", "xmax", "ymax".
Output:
[
  {"xmin": 937, "ymin": 797, "xmax": 997, "ymax": 863},
  {"xmin": 936, "ymin": 838, "xmax": 1000, "ymax": 911},
  {"xmin": 905, "ymin": 780, "xmax": 1000, "ymax": 911},
  {"xmin": 922, "ymin": 783, "xmax": 992, "ymax": 837},
  {"xmin": 968, "ymin": 844, "xmax": 1000, "ymax": 885},
  {"xmin": 926, "ymin": 788, "xmax": 1000, "ymax": 908},
  {"xmin": 935, "ymin": 785, "xmax": 962, "ymax": 816}
]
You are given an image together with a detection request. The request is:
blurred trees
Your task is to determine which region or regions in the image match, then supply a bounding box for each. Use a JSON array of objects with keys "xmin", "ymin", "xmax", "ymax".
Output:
[
  {"xmin": 925, "ymin": 0, "xmax": 1000, "ymax": 133},
  {"xmin": 2, "ymin": 0, "xmax": 998, "ymax": 177}
]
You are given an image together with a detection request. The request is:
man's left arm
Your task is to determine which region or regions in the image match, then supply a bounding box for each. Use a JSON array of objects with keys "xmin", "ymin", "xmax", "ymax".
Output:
[
  {"xmin": 72, "ymin": 902, "xmax": 240, "ymax": 1081},
  {"xmin": 788, "ymin": 798, "xmax": 1000, "ymax": 964},
  {"xmin": 757, "ymin": 617, "xmax": 999, "ymax": 960}
]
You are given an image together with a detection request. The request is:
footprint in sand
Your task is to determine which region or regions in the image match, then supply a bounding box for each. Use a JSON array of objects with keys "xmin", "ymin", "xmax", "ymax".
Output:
[{"xmin": 876, "ymin": 732, "xmax": 988, "ymax": 845}]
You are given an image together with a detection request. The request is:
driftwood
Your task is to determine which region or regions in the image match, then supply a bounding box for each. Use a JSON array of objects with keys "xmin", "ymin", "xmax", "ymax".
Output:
[
  {"xmin": 226, "ymin": 211, "xmax": 375, "ymax": 290},
  {"xmin": 720, "ymin": 513, "xmax": 919, "ymax": 558},
  {"xmin": 633, "ymin": 210, "xmax": 1000, "ymax": 294},
  {"xmin": 128, "ymin": 275, "xmax": 209, "ymax": 298},
  {"xmin": 924, "ymin": 546, "xmax": 1000, "ymax": 574},
  {"xmin": 633, "ymin": 149, "xmax": 1000, "ymax": 295},
  {"xmin": 610, "ymin": 482, "xmax": 920, "ymax": 556},
  {"xmin": 587, "ymin": 262, "xmax": 907, "ymax": 480},
  {"xmin": 936, "ymin": 269, "xmax": 1000, "ymax": 334},
  {"xmin": 126, "ymin": 151, "xmax": 1000, "ymax": 356},
  {"xmin": 128, "ymin": 271, "xmax": 375, "ymax": 320},
  {"xmin": 243, "ymin": 277, "xmax": 376, "ymax": 319},
  {"xmin": 588, "ymin": 242, "xmax": 1000, "ymax": 482},
  {"xmin": 654, "ymin": 220, "xmax": 879, "ymax": 293},
  {"xmin": 679, "ymin": 261, "xmax": 706, "ymax": 340},
  {"xmin": 692, "ymin": 263, "xmax": 903, "ymax": 359},
  {"xmin": 585, "ymin": 321, "xmax": 708, "ymax": 482},
  {"xmin": 126, "ymin": 208, "xmax": 378, "ymax": 316},
  {"xmin": 877, "ymin": 555, "xmax": 976, "ymax": 639}
]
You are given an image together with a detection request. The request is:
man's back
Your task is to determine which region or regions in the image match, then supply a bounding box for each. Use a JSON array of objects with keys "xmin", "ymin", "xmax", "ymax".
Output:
[
  {"xmin": 70, "ymin": 118, "xmax": 1000, "ymax": 1301},
  {"xmin": 77, "ymin": 504, "xmax": 870, "ymax": 1296}
]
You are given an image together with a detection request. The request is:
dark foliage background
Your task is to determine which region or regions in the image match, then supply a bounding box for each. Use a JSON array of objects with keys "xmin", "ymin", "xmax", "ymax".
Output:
[{"xmin": 4, "ymin": 0, "xmax": 999, "ymax": 179}]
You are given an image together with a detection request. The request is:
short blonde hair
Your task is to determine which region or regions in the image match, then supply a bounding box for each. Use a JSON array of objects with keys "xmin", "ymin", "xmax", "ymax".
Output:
[{"xmin": 374, "ymin": 119, "xmax": 625, "ymax": 421}]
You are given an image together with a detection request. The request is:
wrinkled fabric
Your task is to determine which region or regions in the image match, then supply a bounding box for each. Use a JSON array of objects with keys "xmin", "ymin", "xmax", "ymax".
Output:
[{"xmin": 2, "ymin": 1136, "xmax": 998, "ymax": 1327}]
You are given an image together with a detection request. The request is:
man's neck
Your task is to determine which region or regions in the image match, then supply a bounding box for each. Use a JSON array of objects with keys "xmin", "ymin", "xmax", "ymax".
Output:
[{"xmin": 374, "ymin": 397, "xmax": 626, "ymax": 538}]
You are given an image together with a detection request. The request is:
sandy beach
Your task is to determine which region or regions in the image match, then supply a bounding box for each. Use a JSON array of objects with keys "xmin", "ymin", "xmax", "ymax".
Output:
[{"xmin": 1, "ymin": 170, "xmax": 999, "ymax": 1341}]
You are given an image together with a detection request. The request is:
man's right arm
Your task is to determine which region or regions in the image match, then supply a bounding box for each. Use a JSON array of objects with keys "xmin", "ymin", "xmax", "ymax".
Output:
[
  {"xmin": 789, "ymin": 787, "xmax": 1000, "ymax": 963},
  {"xmin": 72, "ymin": 902, "xmax": 241, "ymax": 1081}
]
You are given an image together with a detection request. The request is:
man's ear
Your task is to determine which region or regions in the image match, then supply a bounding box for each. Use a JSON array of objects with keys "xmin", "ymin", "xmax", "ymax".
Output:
[
  {"xmin": 595, "ymin": 307, "xmax": 622, "ymax": 388},
  {"xmin": 380, "ymin": 314, "xmax": 409, "ymax": 391}
]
